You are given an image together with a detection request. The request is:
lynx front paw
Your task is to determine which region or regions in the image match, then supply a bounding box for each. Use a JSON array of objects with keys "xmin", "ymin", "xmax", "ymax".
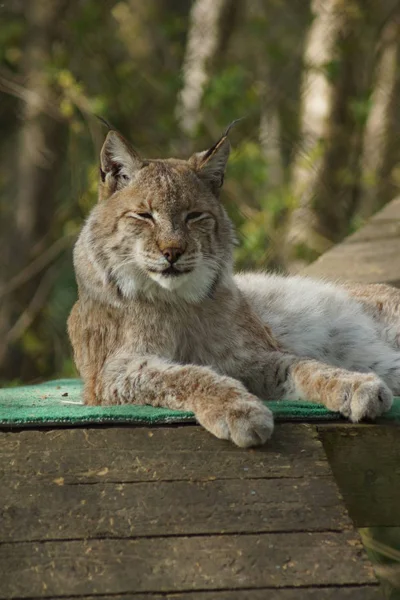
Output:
[
  {"xmin": 341, "ymin": 377, "xmax": 393, "ymax": 422},
  {"xmin": 196, "ymin": 396, "xmax": 274, "ymax": 448}
]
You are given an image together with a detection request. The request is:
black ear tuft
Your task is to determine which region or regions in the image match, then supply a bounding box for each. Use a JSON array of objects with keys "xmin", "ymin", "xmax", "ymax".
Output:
[
  {"xmin": 96, "ymin": 114, "xmax": 115, "ymax": 131},
  {"xmin": 188, "ymin": 120, "xmax": 243, "ymax": 195},
  {"xmin": 189, "ymin": 136, "xmax": 231, "ymax": 195},
  {"xmin": 222, "ymin": 117, "xmax": 244, "ymax": 138}
]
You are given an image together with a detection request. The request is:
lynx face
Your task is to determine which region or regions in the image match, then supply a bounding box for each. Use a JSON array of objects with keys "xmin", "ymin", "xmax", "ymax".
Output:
[{"xmin": 78, "ymin": 131, "xmax": 235, "ymax": 303}]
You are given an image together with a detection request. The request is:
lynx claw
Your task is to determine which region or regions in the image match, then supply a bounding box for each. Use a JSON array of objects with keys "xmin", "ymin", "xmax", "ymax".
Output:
[
  {"xmin": 342, "ymin": 379, "xmax": 393, "ymax": 422},
  {"xmin": 197, "ymin": 398, "xmax": 274, "ymax": 448}
]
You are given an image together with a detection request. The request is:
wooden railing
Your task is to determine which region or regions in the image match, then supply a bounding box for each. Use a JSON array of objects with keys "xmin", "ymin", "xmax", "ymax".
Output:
[{"xmin": 303, "ymin": 197, "xmax": 400, "ymax": 288}]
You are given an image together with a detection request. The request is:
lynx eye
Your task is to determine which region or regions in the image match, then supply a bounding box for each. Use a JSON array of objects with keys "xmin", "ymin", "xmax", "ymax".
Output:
[
  {"xmin": 126, "ymin": 212, "xmax": 154, "ymax": 222},
  {"xmin": 186, "ymin": 212, "xmax": 206, "ymax": 222}
]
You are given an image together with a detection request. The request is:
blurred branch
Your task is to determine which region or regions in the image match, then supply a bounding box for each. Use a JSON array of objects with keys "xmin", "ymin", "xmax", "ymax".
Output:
[
  {"xmin": 0, "ymin": 234, "xmax": 75, "ymax": 300},
  {"xmin": 362, "ymin": 530, "xmax": 400, "ymax": 562},
  {"xmin": 0, "ymin": 68, "xmax": 61, "ymax": 120},
  {"xmin": 5, "ymin": 266, "xmax": 59, "ymax": 347}
]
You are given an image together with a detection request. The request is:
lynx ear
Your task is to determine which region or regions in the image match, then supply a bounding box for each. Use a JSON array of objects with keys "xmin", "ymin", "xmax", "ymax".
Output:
[
  {"xmin": 100, "ymin": 131, "xmax": 142, "ymax": 193},
  {"xmin": 189, "ymin": 135, "xmax": 230, "ymax": 195}
]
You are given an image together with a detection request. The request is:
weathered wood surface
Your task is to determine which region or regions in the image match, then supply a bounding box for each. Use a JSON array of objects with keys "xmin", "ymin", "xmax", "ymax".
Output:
[
  {"xmin": 0, "ymin": 424, "xmax": 380, "ymax": 599},
  {"xmin": 0, "ymin": 532, "xmax": 375, "ymax": 598},
  {"xmin": 59, "ymin": 590, "xmax": 382, "ymax": 600},
  {"xmin": 0, "ymin": 424, "xmax": 331, "ymax": 483},
  {"xmin": 302, "ymin": 196, "xmax": 400, "ymax": 287},
  {"xmin": 1, "ymin": 477, "xmax": 349, "ymax": 542},
  {"xmin": 319, "ymin": 424, "xmax": 400, "ymax": 528}
]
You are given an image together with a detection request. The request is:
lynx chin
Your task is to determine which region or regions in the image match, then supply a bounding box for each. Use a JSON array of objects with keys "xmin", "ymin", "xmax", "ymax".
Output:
[{"xmin": 68, "ymin": 128, "xmax": 397, "ymax": 447}]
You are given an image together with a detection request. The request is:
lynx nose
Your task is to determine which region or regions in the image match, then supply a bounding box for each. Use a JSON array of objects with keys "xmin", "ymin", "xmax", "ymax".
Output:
[{"xmin": 162, "ymin": 247, "xmax": 183, "ymax": 264}]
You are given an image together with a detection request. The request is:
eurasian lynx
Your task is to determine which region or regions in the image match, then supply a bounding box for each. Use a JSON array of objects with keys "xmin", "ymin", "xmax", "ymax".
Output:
[{"xmin": 68, "ymin": 128, "xmax": 398, "ymax": 447}]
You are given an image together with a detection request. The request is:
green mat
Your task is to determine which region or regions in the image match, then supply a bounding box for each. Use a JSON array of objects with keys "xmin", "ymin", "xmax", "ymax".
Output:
[{"xmin": 0, "ymin": 379, "xmax": 399, "ymax": 428}]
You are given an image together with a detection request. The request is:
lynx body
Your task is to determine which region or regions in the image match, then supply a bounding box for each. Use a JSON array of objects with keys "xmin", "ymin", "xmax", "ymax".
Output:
[{"xmin": 68, "ymin": 130, "xmax": 398, "ymax": 446}]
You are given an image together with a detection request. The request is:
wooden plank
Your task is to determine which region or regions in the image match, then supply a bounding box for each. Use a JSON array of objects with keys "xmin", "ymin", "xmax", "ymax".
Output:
[
  {"xmin": 59, "ymin": 587, "xmax": 382, "ymax": 600},
  {"xmin": 0, "ymin": 477, "xmax": 350, "ymax": 543},
  {"xmin": 0, "ymin": 532, "xmax": 376, "ymax": 598},
  {"xmin": 0, "ymin": 424, "xmax": 379, "ymax": 597},
  {"xmin": 0, "ymin": 424, "xmax": 331, "ymax": 483},
  {"xmin": 318, "ymin": 424, "xmax": 400, "ymax": 527},
  {"xmin": 302, "ymin": 197, "xmax": 400, "ymax": 286}
]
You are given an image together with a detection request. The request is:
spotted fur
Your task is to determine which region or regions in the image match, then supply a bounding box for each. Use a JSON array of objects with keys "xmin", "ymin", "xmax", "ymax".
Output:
[{"xmin": 68, "ymin": 131, "xmax": 397, "ymax": 447}]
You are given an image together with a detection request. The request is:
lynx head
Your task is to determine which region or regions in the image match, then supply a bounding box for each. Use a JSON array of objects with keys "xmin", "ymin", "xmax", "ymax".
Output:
[{"xmin": 75, "ymin": 129, "xmax": 236, "ymax": 305}]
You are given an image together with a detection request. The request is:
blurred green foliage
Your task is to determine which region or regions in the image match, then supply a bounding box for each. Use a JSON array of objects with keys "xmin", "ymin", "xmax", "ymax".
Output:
[
  {"xmin": 0, "ymin": 0, "xmax": 399, "ymax": 387},
  {"xmin": 361, "ymin": 528, "xmax": 400, "ymax": 598}
]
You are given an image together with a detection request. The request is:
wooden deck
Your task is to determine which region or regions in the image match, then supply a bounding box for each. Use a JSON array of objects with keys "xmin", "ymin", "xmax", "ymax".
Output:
[
  {"xmin": 0, "ymin": 425, "xmax": 380, "ymax": 598},
  {"xmin": 2, "ymin": 198, "xmax": 400, "ymax": 598}
]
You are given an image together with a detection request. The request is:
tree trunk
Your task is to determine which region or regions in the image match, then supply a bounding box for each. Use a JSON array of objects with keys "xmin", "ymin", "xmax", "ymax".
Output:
[
  {"xmin": 258, "ymin": 65, "xmax": 285, "ymax": 192},
  {"xmin": 176, "ymin": 0, "xmax": 238, "ymax": 138},
  {"xmin": 0, "ymin": 0, "xmax": 67, "ymax": 379},
  {"xmin": 360, "ymin": 14, "xmax": 400, "ymax": 219},
  {"xmin": 285, "ymin": 0, "xmax": 377, "ymax": 266}
]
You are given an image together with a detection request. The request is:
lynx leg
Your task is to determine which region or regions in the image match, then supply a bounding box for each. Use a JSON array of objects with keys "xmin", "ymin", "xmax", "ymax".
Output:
[
  {"xmin": 287, "ymin": 358, "xmax": 393, "ymax": 421},
  {"xmin": 98, "ymin": 352, "xmax": 274, "ymax": 448}
]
